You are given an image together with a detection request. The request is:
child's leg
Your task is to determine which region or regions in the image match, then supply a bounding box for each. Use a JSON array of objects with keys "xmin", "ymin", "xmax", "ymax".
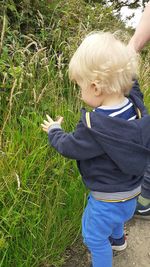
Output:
[
  {"xmin": 112, "ymin": 197, "xmax": 137, "ymax": 235},
  {"xmin": 82, "ymin": 195, "xmax": 137, "ymax": 267},
  {"xmin": 111, "ymin": 197, "xmax": 137, "ymax": 243},
  {"xmin": 111, "ymin": 223, "xmax": 124, "ymax": 239},
  {"xmin": 82, "ymin": 195, "xmax": 113, "ymax": 267},
  {"xmin": 90, "ymin": 240, "xmax": 112, "ymax": 267},
  {"xmin": 110, "ymin": 223, "xmax": 127, "ymax": 252}
]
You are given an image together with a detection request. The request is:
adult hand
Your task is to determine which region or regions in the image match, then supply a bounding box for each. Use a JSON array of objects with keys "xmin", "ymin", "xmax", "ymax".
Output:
[{"xmin": 129, "ymin": 1, "xmax": 150, "ymax": 53}]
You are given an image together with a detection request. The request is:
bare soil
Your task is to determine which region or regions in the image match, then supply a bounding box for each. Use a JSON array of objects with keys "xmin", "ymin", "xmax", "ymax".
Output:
[{"xmin": 62, "ymin": 218, "xmax": 150, "ymax": 267}]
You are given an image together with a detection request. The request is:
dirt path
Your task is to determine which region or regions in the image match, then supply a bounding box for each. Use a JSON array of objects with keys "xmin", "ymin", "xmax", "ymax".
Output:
[{"xmin": 62, "ymin": 218, "xmax": 150, "ymax": 267}]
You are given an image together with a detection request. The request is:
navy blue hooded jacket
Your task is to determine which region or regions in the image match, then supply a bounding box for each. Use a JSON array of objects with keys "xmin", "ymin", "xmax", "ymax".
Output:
[{"xmin": 48, "ymin": 81, "xmax": 150, "ymax": 196}]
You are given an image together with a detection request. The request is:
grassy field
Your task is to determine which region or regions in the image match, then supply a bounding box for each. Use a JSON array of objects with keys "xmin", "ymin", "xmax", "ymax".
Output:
[
  {"xmin": 0, "ymin": 34, "xmax": 86, "ymax": 266},
  {"xmin": 0, "ymin": 1, "xmax": 150, "ymax": 267}
]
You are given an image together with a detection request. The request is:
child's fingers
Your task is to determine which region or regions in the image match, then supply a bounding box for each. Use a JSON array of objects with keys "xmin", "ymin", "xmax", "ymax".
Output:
[
  {"xmin": 43, "ymin": 120, "xmax": 50, "ymax": 125},
  {"xmin": 41, "ymin": 123, "xmax": 47, "ymax": 128},
  {"xmin": 41, "ymin": 125, "xmax": 48, "ymax": 132},
  {"xmin": 57, "ymin": 116, "xmax": 64, "ymax": 124},
  {"xmin": 46, "ymin": 114, "xmax": 53, "ymax": 123}
]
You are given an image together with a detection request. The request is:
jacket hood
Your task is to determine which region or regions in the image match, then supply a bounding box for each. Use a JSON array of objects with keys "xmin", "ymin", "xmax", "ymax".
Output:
[{"xmin": 81, "ymin": 108, "xmax": 150, "ymax": 176}]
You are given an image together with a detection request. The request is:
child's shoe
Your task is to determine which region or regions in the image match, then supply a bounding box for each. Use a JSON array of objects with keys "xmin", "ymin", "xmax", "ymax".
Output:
[{"xmin": 109, "ymin": 235, "xmax": 127, "ymax": 251}]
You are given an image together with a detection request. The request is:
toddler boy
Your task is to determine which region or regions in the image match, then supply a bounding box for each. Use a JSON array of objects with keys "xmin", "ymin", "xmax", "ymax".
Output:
[{"xmin": 41, "ymin": 32, "xmax": 150, "ymax": 267}]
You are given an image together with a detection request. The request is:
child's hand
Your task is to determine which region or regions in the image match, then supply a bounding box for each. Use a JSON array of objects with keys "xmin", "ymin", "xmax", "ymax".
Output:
[{"xmin": 41, "ymin": 114, "xmax": 63, "ymax": 133}]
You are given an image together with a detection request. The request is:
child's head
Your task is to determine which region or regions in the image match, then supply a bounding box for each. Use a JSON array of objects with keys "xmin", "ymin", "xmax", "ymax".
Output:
[{"xmin": 69, "ymin": 31, "xmax": 138, "ymax": 107}]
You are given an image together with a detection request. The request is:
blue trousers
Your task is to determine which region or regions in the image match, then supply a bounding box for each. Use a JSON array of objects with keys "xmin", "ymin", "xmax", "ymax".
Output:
[{"xmin": 82, "ymin": 194, "xmax": 137, "ymax": 267}]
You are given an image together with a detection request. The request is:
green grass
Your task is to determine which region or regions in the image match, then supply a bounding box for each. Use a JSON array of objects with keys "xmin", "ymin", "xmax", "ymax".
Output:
[
  {"xmin": 0, "ymin": 85, "xmax": 87, "ymax": 266},
  {"xmin": 0, "ymin": 33, "xmax": 85, "ymax": 265},
  {"xmin": 0, "ymin": 112, "xmax": 87, "ymax": 267}
]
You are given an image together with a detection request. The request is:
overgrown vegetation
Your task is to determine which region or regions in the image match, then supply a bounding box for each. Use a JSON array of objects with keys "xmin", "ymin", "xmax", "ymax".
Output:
[{"xmin": 0, "ymin": 1, "xmax": 150, "ymax": 266}]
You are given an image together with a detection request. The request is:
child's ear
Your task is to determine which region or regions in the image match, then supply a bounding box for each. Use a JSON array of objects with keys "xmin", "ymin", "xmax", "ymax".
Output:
[{"xmin": 91, "ymin": 82, "xmax": 101, "ymax": 96}]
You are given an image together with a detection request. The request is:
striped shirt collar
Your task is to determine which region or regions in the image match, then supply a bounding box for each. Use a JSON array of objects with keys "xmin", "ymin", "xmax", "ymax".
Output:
[
  {"xmin": 95, "ymin": 97, "xmax": 129, "ymax": 111},
  {"xmin": 94, "ymin": 97, "xmax": 137, "ymax": 121}
]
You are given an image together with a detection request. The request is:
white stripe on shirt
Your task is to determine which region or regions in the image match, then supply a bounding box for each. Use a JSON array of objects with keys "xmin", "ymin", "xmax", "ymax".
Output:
[
  {"xmin": 109, "ymin": 102, "xmax": 133, "ymax": 117},
  {"xmin": 128, "ymin": 115, "xmax": 137, "ymax": 121}
]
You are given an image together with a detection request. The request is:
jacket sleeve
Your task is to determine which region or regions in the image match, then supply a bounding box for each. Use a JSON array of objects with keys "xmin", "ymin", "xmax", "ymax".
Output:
[
  {"xmin": 130, "ymin": 79, "xmax": 144, "ymax": 101},
  {"xmin": 48, "ymin": 121, "xmax": 104, "ymax": 160}
]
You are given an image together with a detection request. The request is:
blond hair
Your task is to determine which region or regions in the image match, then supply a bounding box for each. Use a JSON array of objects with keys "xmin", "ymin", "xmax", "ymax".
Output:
[{"xmin": 69, "ymin": 32, "xmax": 138, "ymax": 95}]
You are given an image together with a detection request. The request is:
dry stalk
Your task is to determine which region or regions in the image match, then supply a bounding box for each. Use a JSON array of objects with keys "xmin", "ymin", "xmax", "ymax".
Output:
[
  {"xmin": 36, "ymin": 85, "xmax": 48, "ymax": 104},
  {"xmin": 24, "ymin": 41, "xmax": 39, "ymax": 52},
  {"xmin": 0, "ymin": 13, "xmax": 6, "ymax": 54},
  {"xmin": 1, "ymin": 79, "xmax": 17, "ymax": 136},
  {"xmin": 33, "ymin": 88, "xmax": 37, "ymax": 103},
  {"xmin": 22, "ymin": 34, "xmax": 42, "ymax": 49},
  {"xmin": 15, "ymin": 172, "xmax": 21, "ymax": 190},
  {"xmin": 2, "ymin": 72, "xmax": 7, "ymax": 85},
  {"xmin": 37, "ymin": 10, "xmax": 44, "ymax": 28},
  {"xmin": 30, "ymin": 47, "xmax": 47, "ymax": 63},
  {"xmin": 18, "ymin": 72, "xmax": 24, "ymax": 90}
]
